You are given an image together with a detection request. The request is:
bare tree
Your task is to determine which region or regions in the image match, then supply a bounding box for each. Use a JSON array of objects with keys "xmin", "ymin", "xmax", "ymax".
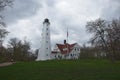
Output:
[
  {"xmin": 0, "ymin": 0, "xmax": 13, "ymax": 62},
  {"xmin": 8, "ymin": 38, "xmax": 33, "ymax": 61},
  {"xmin": 86, "ymin": 18, "xmax": 120, "ymax": 61},
  {"xmin": 106, "ymin": 19, "xmax": 120, "ymax": 60},
  {"xmin": 0, "ymin": 0, "xmax": 13, "ymax": 47},
  {"xmin": 86, "ymin": 19, "xmax": 109, "ymax": 52},
  {"xmin": 0, "ymin": 28, "xmax": 9, "ymax": 47}
]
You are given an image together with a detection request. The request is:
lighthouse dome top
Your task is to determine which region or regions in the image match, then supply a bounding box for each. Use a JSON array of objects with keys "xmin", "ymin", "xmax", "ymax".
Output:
[{"xmin": 43, "ymin": 18, "xmax": 50, "ymax": 24}]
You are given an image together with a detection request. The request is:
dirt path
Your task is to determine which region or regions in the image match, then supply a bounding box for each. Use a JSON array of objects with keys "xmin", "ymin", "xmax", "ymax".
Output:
[{"xmin": 0, "ymin": 62, "xmax": 14, "ymax": 67}]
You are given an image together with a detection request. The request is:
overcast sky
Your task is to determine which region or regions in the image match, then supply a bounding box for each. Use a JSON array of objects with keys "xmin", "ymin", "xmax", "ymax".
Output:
[{"xmin": 2, "ymin": 0, "xmax": 120, "ymax": 50}]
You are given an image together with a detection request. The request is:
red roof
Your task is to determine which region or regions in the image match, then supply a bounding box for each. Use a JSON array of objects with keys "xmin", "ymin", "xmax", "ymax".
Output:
[{"xmin": 55, "ymin": 43, "xmax": 76, "ymax": 54}]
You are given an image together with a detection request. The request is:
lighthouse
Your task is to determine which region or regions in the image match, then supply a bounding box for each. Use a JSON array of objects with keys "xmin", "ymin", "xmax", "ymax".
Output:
[{"xmin": 36, "ymin": 18, "xmax": 51, "ymax": 61}]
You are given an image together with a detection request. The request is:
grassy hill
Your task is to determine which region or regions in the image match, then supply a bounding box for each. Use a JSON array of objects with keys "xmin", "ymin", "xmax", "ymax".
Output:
[{"xmin": 0, "ymin": 59, "xmax": 120, "ymax": 80}]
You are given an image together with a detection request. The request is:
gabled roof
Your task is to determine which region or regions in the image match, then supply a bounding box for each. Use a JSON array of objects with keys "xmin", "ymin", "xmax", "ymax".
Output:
[{"xmin": 55, "ymin": 43, "xmax": 77, "ymax": 54}]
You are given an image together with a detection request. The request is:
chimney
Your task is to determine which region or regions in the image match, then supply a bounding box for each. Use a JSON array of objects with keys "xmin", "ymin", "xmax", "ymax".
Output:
[{"xmin": 64, "ymin": 40, "xmax": 66, "ymax": 44}]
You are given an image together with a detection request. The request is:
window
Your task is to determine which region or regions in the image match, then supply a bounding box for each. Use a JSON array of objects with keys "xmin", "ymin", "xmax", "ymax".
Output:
[
  {"xmin": 74, "ymin": 48, "xmax": 76, "ymax": 51},
  {"xmin": 63, "ymin": 48, "xmax": 67, "ymax": 51},
  {"xmin": 46, "ymin": 33, "xmax": 48, "ymax": 35}
]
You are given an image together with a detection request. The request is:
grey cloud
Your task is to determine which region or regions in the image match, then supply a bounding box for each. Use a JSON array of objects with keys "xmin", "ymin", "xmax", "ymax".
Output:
[
  {"xmin": 101, "ymin": 0, "xmax": 120, "ymax": 20},
  {"xmin": 3, "ymin": 0, "xmax": 120, "ymax": 50},
  {"xmin": 45, "ymin": 0, "xmax": 56, "ymax": 7},
  {"xmin": 2, "ymin": 0, "xmax": 41, "ymax": 25}
]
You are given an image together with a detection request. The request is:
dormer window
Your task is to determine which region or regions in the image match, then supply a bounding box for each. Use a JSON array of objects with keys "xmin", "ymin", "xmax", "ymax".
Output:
[
  {"xmin": 63, "ymin": 48, "xmax": 68, "ymax": 51},
  {"xmin": 74, "ymin": 48, "xmax": 76, "ymax": 51}
]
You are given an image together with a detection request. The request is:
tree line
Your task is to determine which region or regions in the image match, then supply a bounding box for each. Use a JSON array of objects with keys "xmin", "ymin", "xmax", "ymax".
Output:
[
  {"xmin": 0, "ymin": 0, "xmax": 37, "ymax": 62},
  {"xmin": 80, "ymin": 18, "xmax": 120, "ymax": 61}
]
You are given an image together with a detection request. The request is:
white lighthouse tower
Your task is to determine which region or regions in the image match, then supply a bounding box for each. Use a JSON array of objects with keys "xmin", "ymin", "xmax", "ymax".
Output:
[{"xmin": 36, "ymin": 18, "xmax": 51, "ymax": 61}]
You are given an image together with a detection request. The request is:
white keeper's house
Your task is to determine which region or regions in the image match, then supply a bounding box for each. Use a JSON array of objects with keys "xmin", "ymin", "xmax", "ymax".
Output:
[{"xmin": 51, "ymin": 40, "xmax": 80, "ymax": 60}]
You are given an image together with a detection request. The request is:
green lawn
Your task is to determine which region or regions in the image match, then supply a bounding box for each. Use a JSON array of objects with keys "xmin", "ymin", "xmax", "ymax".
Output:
[{"xmin": 0, "ymin": 59, "xmax": 120, "ymax": 80}]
